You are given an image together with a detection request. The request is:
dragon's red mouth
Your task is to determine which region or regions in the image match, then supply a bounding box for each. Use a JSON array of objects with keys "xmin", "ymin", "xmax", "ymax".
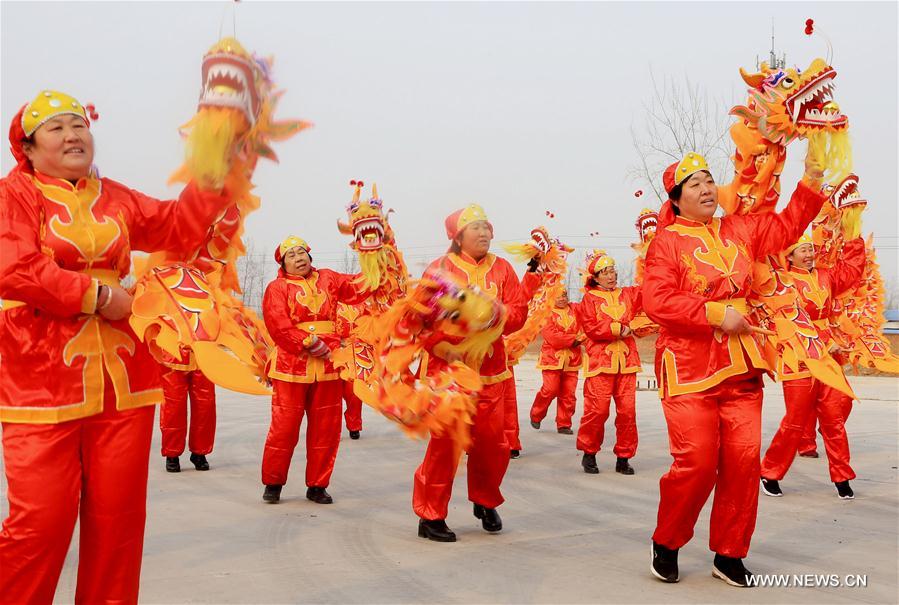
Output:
[
  {"xmin": 636, "ymin": 213, "xmax": 658, "ymax": 242},
  {"xmin": 200, "ymin": 53, "xmax": 260, "ymax": 123},
  {"xmin": 530, "ymin": 228, "xmax": 551, "ymax": 254},
  {"xmin": 830, "ymin": 174, "xmax": 867, "ymax": 209},
  {"xmin": 786, "ymin": 68, "xmax": 848, "ymax": 129},
  {"xmin": 353, "ymin": 217, "xmax": 385, "ymax": 251}
]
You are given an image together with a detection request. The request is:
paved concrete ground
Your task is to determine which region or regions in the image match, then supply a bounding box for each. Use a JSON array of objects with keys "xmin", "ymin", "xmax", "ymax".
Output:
[{"xmin": 3, "ymin": 360, "xmax": 897, "ymax": 604}]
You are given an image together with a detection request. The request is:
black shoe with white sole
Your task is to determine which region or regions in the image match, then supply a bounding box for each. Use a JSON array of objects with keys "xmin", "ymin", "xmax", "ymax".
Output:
[
  {"xmin": 760, "ymin": 477, "xmax": 783, "ymax": 497},
  {"xmin": 835, "ymin": 480, "xmax": 854, "ymax": 499},
  {"xmin": 530, "ymin": 420, "xmax": 541, "ymax": 430},
  {"xmin": 712, "ymin": 554, "xmax": 753, "ymax": 587},
  {"xmin": 557, "ymin": 426, "xmax": 573, "ymax": 435},
  {"xmin": 650, "ymin": 541, "xmax": 679, "ymax": 583}
]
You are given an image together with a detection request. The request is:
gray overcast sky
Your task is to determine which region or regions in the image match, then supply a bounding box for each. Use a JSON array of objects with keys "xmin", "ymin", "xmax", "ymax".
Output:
[{"xmin": 2, "ymin": 1, "xmax": 897, "ymax": 286}]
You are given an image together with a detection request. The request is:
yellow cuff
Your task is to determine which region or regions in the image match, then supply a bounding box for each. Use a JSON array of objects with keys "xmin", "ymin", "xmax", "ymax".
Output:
[
  {"xmin": 610, "ymin": 322, "xmax": 622, "ymax": 337},
  {"xmin": 704, "ymin": 301, "xmax": 728, "ymax": 327},
  {"xmin": 81, "ymin": 278, "xmax": 100, "ymax": 314}
]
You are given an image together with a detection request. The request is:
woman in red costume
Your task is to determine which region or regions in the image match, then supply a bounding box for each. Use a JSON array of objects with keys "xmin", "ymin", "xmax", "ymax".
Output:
[
  {"xmin": 760, "ymin": 234, "xmax": 865, "ymax": 499},
  {"xmin": 260, "ymin": 236, "xmax": 369, "ymax": 505},
  {"xmin": 414, "ymin": 204, "xmax": 540, "ymax": 542},
  {"xmin": 158, "ymin": 350, "xmax": 217, "ymax": 472},
  {"xmin": 0, "ymin": 90, "xmax": 228, "ymax": 604},
  {"xmin": 576, "ymin": 251, "xmax": 642, "ymax": 475},
  {"xmin": 529, "ymin": 291, "xmax": 583, "ymax": 435},
  {"xmin": 643, "ymin": 150, "xmax": 825, "ymax": 587}
]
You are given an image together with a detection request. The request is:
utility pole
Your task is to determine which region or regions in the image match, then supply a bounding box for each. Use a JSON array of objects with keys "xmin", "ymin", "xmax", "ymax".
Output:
[{"xmin": 757, "ymin": 18, "xmax": 787, "ymax": 70}]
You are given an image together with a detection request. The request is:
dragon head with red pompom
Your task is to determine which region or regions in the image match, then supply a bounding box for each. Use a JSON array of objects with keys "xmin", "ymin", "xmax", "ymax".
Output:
[{"xmin": 733, "ymin": 57, "xmax": 848, "ymax": 146}]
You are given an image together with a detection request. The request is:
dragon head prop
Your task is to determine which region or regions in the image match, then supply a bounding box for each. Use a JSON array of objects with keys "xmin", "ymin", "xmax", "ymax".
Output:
[
  {"xmin": 812, "ymin": 173, "xmax": 867, "ymax": 268},
  {"xmin": 338, "ymin": 180, "xmax": 396, "ymax": 252},
  {"xmin": 634, "ymin": 208, "xmax": 658, "ymax": 246},
  {"xmin": 338, "ymin": 180, "xmax": 406, "ymax": 293},
  {"xmin": 733, "ymin": 58, "xmax": 848, "ymax": 146},
  {"xmin": 503, "ymin": 226, "xmax": 573, "ymax": 275},
  {"xmin": 172, "ymin": 36, "xmax": 311, "ymax": 190}
]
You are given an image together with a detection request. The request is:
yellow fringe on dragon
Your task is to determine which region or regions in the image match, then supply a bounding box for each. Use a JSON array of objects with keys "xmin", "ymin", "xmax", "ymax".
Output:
[
  {"xmin": 130, "ymin": 36, "xmax": 311, "ymax": 395},
  {"xmin": 502, "ymin": 227, "xmax": 573, "ymax": 366},
  {"xmin": 358, "ymin": 272, "xmax": 506, "ymax": 449}
]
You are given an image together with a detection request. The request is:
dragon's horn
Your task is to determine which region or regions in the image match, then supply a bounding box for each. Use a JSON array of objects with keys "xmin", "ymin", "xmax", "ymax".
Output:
[{"xmin": 740, "ymin": 66, "xmax": 767, "ymax": 90}]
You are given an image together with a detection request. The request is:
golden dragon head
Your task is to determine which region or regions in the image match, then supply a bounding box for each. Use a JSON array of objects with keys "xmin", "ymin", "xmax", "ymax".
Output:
[
  {"xmin": 503, "ymin": 226, "xmax": 573, "ymax": 275},
  {"xmin": 732, "ymin": 58, "xmax": 848, "ymax": 146},
  {"xmin": 338, "ymin": 180, "xmax": 396, "ymax": 252}
]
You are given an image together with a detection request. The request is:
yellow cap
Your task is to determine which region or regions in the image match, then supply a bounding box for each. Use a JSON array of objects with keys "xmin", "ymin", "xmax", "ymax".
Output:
[
  {"xmin": 22, "ymin": 90, "xmax": 88, "ymax": 137},
  {"xmin": 275, "ymin": 235, "xmax": 310, "ymax": 263},
  {"xmin": 785, "ymin": 233, "xmax": 813, "ymax": 256},
  {"xmin": 586, "ymin": 249, "xmax": 615, "ymax": 274}
]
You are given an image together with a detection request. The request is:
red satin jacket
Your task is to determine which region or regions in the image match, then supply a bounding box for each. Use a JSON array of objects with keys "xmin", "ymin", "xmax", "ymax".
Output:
[
  {"xmin": 263, "ymin": 268, "xmax": 367, "ymax": 383},
  {"xmin": 578, "ymin": 286, "xmax": 643, "ymax": 376},
  {"xmin": 0, "ymin": 170, "xmax": 228, "ymax": 423},
  {"xmin": 537, "ymin": 305, "xmax": 584, "ymax": 372},
  {"xmin": 643, "ymin": 182, "xmax": 825, "ymax": 397}
]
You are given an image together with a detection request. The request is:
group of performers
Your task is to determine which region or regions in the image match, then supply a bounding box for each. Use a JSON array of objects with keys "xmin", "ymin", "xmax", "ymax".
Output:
[{"xmin": 1, "ymin": 34, "xmax": 894, "ymax": 603}]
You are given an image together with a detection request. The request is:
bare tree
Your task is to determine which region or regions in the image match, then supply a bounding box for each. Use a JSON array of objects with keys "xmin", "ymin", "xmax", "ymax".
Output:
[
  {"xmin": 628, "ymin": 67, "xmax": 735, "ymax": 202},
  {"xmin": 235, "ymin": 238, "xmax": 267, "ymax": 313},
  {"xmin": 339, "ymin": 247, "xmax": 360, "ymax": 274}
]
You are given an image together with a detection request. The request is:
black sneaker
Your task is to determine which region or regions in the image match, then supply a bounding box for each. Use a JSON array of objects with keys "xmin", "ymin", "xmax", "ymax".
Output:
[
  {"xmin": 650, "ymin": 541, "xmax": 679, "ymax": 583},
  {"xmin": 760, "ymin": 478, "xmax": 783, "ymax": 497},
  {"xmin": 712, "ymin": 554, "xmax": 753, "ymax": 587},
  {"xmin": 165, "ymin": 456, "xmax": 181, "ymax": 473},
  {"xmin": 835, "ymin": 480, "xmax": 854, "ymax": 500},
  {"xmin": 615, "ymin": 457, "xmax": 635, "ymax": 475},
  {"xmin": 263, "ymin": 484, "xmax": 282, "ymax": 503},
  {"xmin": 189, "ymin": 453, "xmax": 210, "ymax": 471},
  {"xmin": 530, "ymin": 420, "xmax": 541, "ymax": 430},
  {"xmin": 510, "ymin": 449, "xmax": 520, "ymax": 459},
  {"xmin": 306, "ymin": 486, "xmax": 333, "ymax": 504},
  {"xmin": 349, "ymin": 430, "xmax": 361, "ymax": 440},
  {"xmin": 582, "ymin": 453, "xmax": 599, "ymax": 474},
  {"xmin": 557, "ymin": 427, "xmax": 573, "ymax": 435}
]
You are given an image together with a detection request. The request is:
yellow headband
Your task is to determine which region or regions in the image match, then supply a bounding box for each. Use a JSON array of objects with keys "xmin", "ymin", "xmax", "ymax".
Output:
[{"xmin": 22, "ymin": 90, "xmax": 88, "ymax": 137}]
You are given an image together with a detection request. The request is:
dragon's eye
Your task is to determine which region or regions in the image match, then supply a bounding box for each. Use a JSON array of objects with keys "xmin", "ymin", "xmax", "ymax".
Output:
[
  {"xmin": 455, "ymin": 291, "xmax": 466, "ymax": 302},
  {"xmin": 348, "ymin": 202, "xmax": 359, "ymax": 212},
  {"xmin": 370, "ymin": 198, "xmax": 383, "ymax": 208},
  {"xmin": 780, "ymin": 77, "xmax": 795, "ymax": 89}
]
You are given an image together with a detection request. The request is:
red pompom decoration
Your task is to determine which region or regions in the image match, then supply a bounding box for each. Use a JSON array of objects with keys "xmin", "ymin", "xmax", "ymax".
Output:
[
  {"xmin": 634, "ymin": 189, "xmax": 643, "ymax": 197},
  {"xmin": 85, "ymin": 103, "xmax": 99, "ymax": 121},
  {"xmin": 805, "ymin": 18, "xmax": 814, "ymax": 35}
]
